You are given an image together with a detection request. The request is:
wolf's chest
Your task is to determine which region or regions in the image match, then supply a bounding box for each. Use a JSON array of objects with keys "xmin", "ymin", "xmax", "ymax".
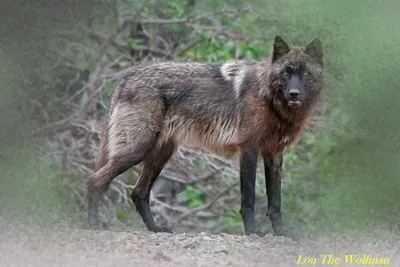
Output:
[{"xmin": 261, "ymin": 123, "xmax": 302, "ymax": 153}]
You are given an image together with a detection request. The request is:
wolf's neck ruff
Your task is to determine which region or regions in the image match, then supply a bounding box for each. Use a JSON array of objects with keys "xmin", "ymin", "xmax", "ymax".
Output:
[
  {"xmin": 263, "ymin": 80, "xmax": 316, "ymax": 129},
  {"xmin": 267, "ymin": 96, "xmax": 298, "ymax": 127}
]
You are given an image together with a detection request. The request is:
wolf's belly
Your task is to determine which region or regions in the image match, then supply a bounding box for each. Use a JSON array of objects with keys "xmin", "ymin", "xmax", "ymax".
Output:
[{"xmin": 159, "ymin": 115, "xmax": 240, "ymax": 153}]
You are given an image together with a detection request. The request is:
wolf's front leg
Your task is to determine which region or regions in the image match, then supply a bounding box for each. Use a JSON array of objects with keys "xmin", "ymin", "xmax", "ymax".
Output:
[
  {"xmin": 263, "ymin": 151, "xmax": 283, "ymax": 235},
  {"xmin": 239, "ymin": 144, "xmax": 260, "ymax": 236}
]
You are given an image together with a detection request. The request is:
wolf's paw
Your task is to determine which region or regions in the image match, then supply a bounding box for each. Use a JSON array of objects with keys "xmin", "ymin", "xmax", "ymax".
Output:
[
  {"xmin": 245, "ymin": 228, "xmax": 269, "ymax": 237},
  {"xmin": 255, "ymin": 230, "xmax": 268, "ymax": 237},
  {"xmin": 153, "ymin": 225, "xmax": 173, "ymax": 233}
]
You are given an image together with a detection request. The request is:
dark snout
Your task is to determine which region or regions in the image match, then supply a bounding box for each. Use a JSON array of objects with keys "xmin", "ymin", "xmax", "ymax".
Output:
[
  {"xmin": 289, "ymin": 88, "xmax": 300, "ymax": 99},
  {"xmin": 283, "ymin": 73, "xmax": 307, "ymax": 109},
  {"xmin": 287, "ymin": 88, "xmax": 302, "ymax": 108}
]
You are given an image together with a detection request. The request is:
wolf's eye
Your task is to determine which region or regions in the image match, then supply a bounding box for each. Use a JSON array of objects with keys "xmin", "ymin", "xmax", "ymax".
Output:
[
  {"xmin": 303, "ymin": 71, "xmax": 309, "ymax": 76},
  {"xmin": 282, "ymin": 71, "xmax": 289, "ymax": 76}
]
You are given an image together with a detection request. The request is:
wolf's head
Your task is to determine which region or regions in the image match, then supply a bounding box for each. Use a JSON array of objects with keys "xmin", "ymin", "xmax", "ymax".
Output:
[{"xmin": 267, "ymin": 36, "xmax": 324, "ymax": 112}]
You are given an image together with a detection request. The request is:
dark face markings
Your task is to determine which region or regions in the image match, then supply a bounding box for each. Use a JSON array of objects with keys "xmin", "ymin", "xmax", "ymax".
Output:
[{"xmin": 279, "ymin": 62, "xmax": 311, "ymax": 108}]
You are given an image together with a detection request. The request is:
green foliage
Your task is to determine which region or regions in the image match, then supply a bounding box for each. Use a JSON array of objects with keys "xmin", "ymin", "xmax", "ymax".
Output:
[
  {"xmin": 126, "ymin": 38, "xmax": 143, "ymax": 51},
  {"xmin": 165, "ymin": 0, "xmax": 189, "ymax": 18},
  {"xmin": 222, "ymin": 206, "xmax": 243, "ymax": 231},
  {"xmin": 115, "ymin": 206, "xmax": 130, "ymax": 222},
  {"xmin": 182, "ymin": 185, "xmax": 206, "ymax": 208},
  {"xmin": 180, "ymin": 36, "xmax": 265, "ymax": 61}
]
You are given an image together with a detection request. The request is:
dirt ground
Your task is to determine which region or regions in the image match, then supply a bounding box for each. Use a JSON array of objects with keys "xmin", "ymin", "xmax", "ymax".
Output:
[{"xmin": 1, "ymin": 219, "xmax": 400, "ymax": 267}]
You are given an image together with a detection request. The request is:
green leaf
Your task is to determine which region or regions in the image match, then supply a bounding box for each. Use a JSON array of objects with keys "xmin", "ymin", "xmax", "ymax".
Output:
[
  {"xmin": 115, "ymin": 206, "xmax": 130, "ymax": 222},
  {"xmin": 182, "ymin": 185, "xmax": 205, "ymax": 208}
]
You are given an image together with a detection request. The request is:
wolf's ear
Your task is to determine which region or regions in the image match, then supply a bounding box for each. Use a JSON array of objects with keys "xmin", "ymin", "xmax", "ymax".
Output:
[
  {"xmin": 304, "ymin": 38, "xmax": 323, "ymax": 67},
  {"xmin": 272, "ymin": 36, "xmax": 290, "ymax": 63}
]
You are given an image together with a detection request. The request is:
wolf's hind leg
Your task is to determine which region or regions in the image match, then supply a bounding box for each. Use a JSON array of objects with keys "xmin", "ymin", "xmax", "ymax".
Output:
[
  {"xmin": 86, "ymin": 147, "xmax": 152, "ymax": 229},
  {"xmin": 131, "ymin": 141, "xmax": 176, "ymax": 233},
  {"xmin": 86, "ymin": 99, "xmax": 164, "ymax": 230}
]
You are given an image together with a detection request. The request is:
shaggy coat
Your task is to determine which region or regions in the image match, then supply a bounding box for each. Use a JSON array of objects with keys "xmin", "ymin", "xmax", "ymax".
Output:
[{"xmin": 86, "ymin": 36, "xmax": 324, "ymax": 236}]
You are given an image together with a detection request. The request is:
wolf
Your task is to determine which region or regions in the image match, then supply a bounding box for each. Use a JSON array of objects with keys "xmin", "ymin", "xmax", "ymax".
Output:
[{"xmin": 85, "ymin": 35, "xmax": 324, "ymax": 236}]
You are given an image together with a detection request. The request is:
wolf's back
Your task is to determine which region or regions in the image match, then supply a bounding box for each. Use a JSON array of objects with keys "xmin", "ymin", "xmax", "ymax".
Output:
[{"xmin": 114, "ymin": 61, "xmax": 259, "ymax": 104}]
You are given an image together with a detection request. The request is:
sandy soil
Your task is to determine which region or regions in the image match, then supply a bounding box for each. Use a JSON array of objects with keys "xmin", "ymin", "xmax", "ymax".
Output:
[{"xmin": 1, "ymin": 221, "xmax": 399, "ymax": 267}]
